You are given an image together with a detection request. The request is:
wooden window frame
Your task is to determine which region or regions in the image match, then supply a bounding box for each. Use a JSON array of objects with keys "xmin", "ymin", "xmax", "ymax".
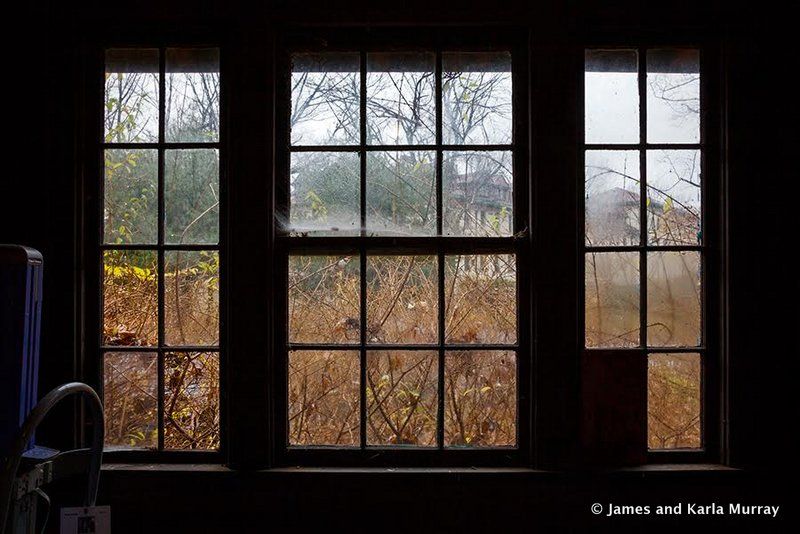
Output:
[
  {"xmin": 272, "ymin": 28, "xmax": 531, "ymax": 467},
  {"xmin": 579, "ymin": 39, "xmax": 725, "ymax": 465},
  {"xmin": 76, "ymin": 26, "xmax": 725, "ymax": 469}
]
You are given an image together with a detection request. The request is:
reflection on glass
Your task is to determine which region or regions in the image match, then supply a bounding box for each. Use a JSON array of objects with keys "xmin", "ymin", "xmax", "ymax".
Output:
[
  {"xmin": 291, "ymin": 53, "xmax": 360, "ymax": 146},
  {"xmin": 366, "ymin": 151, "xmax": 436, "ymax": 236},
  {"xmin": 164, "ymin": 352, "xmax": 220, "ymax": 450},
  {"xmin": 648, "ymin": 352, "xmax": 701, "ymax": 449},
  {"xmin": 443, "ymin": 52, "xmax": 512, "ymax": 145},
  {"xmin": 103, "ymin": 352, "xmax": 158, "ymax": 449},
  {"xmin": 443, "ymin": 151, "xmax": 513, "ymax": 237},
  {"xmin": 104, "ymin": 149, "xmax": 158, "ymax": 244},
  {"xmin": 585, "ymin": 150, "xmax": 640, "ymax": 246},
  {"xmin": 164, "ymin": 251, "xmax": 220, "ymax": 346},
  {"xmin": 289, "ymin": 255, "xmax": 360, "ymax": 344},
  {"xmin": 289, "ymin": 151, "xmax": 360, "ymax": 236},
  {"xmin": 104, "ymin": 49, "xmax": 159, "ymax": 143},
  {"xmin": 585, "ymin": 252, "xmax": 640, "ymax": 347},
  {"xmin": 366, "ymin": 256, "xmax": 438, "ymax": 344},
  {"xmin": 366, "ymin": 351, "xmax": 438, "ymax": 446},
  {"xmin": 288, "ymin": 350, "xmax": 360, "ymax": 446},
  {"xmin": 367, "ymin": 53, "xmax": 435, "ymax": 145},
  {"xmin": 165, "ymin": 48, "xmax": 220, "ymax": 143},
  {"xmin": 445, "ymin": 350, "xmax": 516, "ymax": 447},
  {"xmin": 445, "ymin": 254, "xmax": 517, "ymax": 344},
  {"xmin": 647, "ymin": 251, "xmax": 701, "ymax": 347},
  {"xmin": 103, "ymin": 250, "xmax": 158, "ymax": 346},
  {"xmin": 647, "ymin": 150, "xmax": 702, "ymax": 246},
  {"xmin": 585, "ymin": 50, "xmax": 639, "ymax": 144},
  {"xmin": 164, "ymin": 149, "xmax": 219, "ymax": 244},
  {"xmin": 647, "ymin": 49, "xmax": 700, "ymax": 144}
]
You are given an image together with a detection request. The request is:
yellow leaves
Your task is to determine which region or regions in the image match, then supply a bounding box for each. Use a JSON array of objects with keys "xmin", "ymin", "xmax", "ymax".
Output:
[{"xmin": 104, "ymin": 263, "xmax": 154, "ymax": 282}]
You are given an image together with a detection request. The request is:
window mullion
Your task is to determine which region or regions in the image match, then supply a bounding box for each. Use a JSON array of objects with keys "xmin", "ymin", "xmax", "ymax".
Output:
[{"xmin": 156, "ymin": 46, "xmax": 167, "ymax": 452}]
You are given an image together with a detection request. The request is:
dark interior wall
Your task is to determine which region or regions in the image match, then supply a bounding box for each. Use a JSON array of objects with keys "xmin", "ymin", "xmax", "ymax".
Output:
[{"xmin": 4, "ymin": 0, "xmax": 797, "ymax": 531}]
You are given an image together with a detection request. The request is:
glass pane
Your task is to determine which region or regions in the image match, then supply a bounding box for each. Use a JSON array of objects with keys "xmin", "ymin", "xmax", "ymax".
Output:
[
  {"xmin": 103, "ymin": 352, "xmax": 158, "ymax": 449},
  {"xmin": 104, "ymin": 149, "xmax": 158, "ymax": 244},
  {"xmin": 585, "ymin": 252, "xmax": 639, "ymax": 347},
  {"xmin": 165, "ymin": 48, "xmax": 220, "ymax": 143},
  {"xmin": 444, "ymin": 254, "xmax": 517, "ymax": 344},
  {"xmin": 289, "ymin": 255, "xmax": 360, "ymax": 343},
  {"xmin": 103, "ymin": 250, "xmax": 158, "ymax": 346},
  {"xmin": 164, "ymin": 351, "xmax": 220, "ymax": 450},
  {"xmin": 443, "ymin": 52, "xmax": 512, "ymax": 145},
  {"xmin": 289, "ymin": 151, "xmax": 360, "ymax": 236},
  {"xmin": 367, "ymin": 53, "xmax": 435, "ymax": 145},
  {"xmin": 288, "ymin": 350, "xmax": 360, "ymax": 446},
  {"xmin": 291, "ymin": 53, "xmax": 360, "ymax": 146},
  {"xmin": 366, "ymin": 351, "xmax": 438, "ymax": 446},
  {"xmin": 164, "ymin": 149, "xmax": 219, "ymax": 244},
  {"xmin": 165, "ymin": 251, "xmax": 219, "ymax": 346},
  {"xmin": 366, "ymin": 151, "xmax": 436, "ymax": 236},
  {"xmin": 443, "ymin": 151, "xmax": 513, "ymax": 237},
  {"xmin": 647, "ymin": 251, "xmax": 701, "ymax": 347},
  {"xmin": 366, "ymin": 256, "xmax": 438, "ymax": 344},
  {"xmin": 647, "ymin": 49, "xmax": 700, "ymax": 144},
  {"xmin": 647, "ymin": 150, "xmax": 702, "ymax": 246},
  {"xmin": 648, "ymin": 352, "xmax": 701, "ymax": 449},
  {"xmin": 585, "ymin": 50, "xmax": 639, "ymax": 144},
  {"xmin": 445, "ymin": 350, "xmax": 516, "ymax": 447},
  {"xmin": 104, "ymin": 49, "xmax": 159, "ymax": 143},
  {"xmin": 585, "ymin": 150, "xmax": 640, "ymax": 246}
]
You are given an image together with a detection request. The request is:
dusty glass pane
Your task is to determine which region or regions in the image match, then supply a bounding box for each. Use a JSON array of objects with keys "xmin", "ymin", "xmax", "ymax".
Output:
[
  {"xmin": 366, "ymin": 351, "xmax": 438, "ymax": 446},
  {"xmin": 288, "ymin": 350, "xmax": 360, "ymax": 446},
  {"xmin": 165, "ymin": 48, "xmax": 220, "ymax": 143},
  {"xmin": 648, "ymin": 352, "xmax": 701, "ymax": 449},
  {"xmin": 444, "ymin": 254, "xmax": 517, "ymax": 344},
  {"xmin": 103, "ymin": 352, "xmax": 158, "ymax": 449},
  {"xmin": 445, "ymin": 350, "xmax": 516, "ymax": 447},
  {"xmin": 443, "ymin": 52, "xmax": 512, "ymax": 145},
  {"xmin": 289, "ymin": 255, "xmax": 360, "ymax": 343},
  {"xmin": 366, "ymin": 256, "xmax": 438, "ymax": 344},
  {"xmin": 647, "ymin": 150, "xmax": 702, "ymax": 246},
  {"xmin": 647, "ymin": 49, "xmax": 700, "ymax": 144},
  {"xmin": 164, "ymin": 149, "xmax": 219, "ymax": 244},
  {"xmin": 585, "ymin": 150, "xmax": 640, "ymax": 246},
  {"xmin": 164, "ymin": 351, "xmax": 220, "ymax": 450},
  {"xmin": 103, "ymin": 250, "xmax": 158, "ymax": 346},
  {"xmin": 585, "ymin": 50, "xmax": 639, "ymax": 144},
  {"xmin": 366, "ymin": 151, "xmax": 436, "ymax": 236},
  {"xmin": 289, "ymin": 151, "xmax": 360, "ymax": 236},
  {"xmin": 647, "ymin": 251, "xmax": 701, "ymax": 347},
  {"xmin": 585, "ymin": 252, "xmax": 640, "ymax": 347},
  {"xmin": 443, "ymin": 151, "xmax": 513, "ymax": 237},
  {"xmin": 104, "ymin": 149, "xmax": 158, "ymax": 245},
  {"xmin": 164, "ymin": 251, "xmax": 219, "ymax": 346},
  {"xmin": 367, "ymin": 53, "xmax": 435, "ymax": 145},
  {"xmin": 291, "ymin": 53, "xmax": 360, "ymax": 146},
  {"xmin": 104, "ymin": 49, "xmax": 159, "ymax": 143}
]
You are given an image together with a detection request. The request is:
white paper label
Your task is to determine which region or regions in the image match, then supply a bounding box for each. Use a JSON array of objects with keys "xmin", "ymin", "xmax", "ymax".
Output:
[{"xmin": 60, "ymin": 506, "xmax": 111, "ymax": 534}]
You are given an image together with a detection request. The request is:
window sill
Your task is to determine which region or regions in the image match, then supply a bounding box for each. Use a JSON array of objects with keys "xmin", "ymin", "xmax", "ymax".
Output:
[{"xmin": 101, "ymin": 463, "xmax": 739, "ymax": 476}]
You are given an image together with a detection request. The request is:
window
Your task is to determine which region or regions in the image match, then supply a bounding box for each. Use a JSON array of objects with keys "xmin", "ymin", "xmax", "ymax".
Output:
[
  {"xmin": 99, "ymin": 48, "xmax": 222, "ymax": 451},
  {"xmin": 276, "ymin": 42, "xmax": 528, "ymax": 463},
  {"xmin": 83, "ymin": 33, "xmax": 720, "ymax": 467},
  {"xmin": 583, "ymin": 48, "xmax": 706, "ymax": 452}
]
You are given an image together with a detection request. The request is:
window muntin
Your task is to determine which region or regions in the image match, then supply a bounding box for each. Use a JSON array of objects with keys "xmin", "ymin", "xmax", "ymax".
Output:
[
  {"xmin": 283, "ymin": 49, "xmax": 520, "ymax": 453},
  {"xmin": 101, "ymin": 48, "xmax": 221, "ymax": 451},
  {"xmin": 584, "ymin": 48, "xmax": 703, "ymax": 451}
]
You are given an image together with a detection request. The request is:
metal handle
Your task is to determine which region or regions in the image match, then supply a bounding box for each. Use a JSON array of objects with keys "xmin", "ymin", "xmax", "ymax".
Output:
[{"xmin": 0, "ymin": 382, "xmax": 104, "ymax": 528}]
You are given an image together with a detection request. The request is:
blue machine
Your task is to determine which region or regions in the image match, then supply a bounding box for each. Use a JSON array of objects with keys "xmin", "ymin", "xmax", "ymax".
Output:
[{"xmin": 0, "ymin": 245, "xmax": 43, "ymax": 459}]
